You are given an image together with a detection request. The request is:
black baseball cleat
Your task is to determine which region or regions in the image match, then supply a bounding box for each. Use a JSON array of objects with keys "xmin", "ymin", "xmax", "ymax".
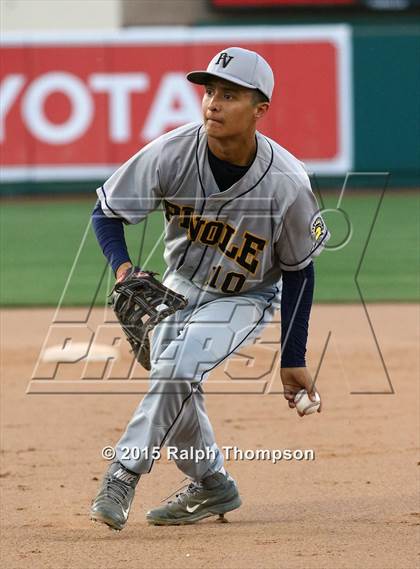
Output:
[
  {"xmin": 90, "ymin": 461, "xmax": 140, "ymax": 530},
  {"xmin": 146, "ymin": 471, "xmax": 242, "ymax": 526}
]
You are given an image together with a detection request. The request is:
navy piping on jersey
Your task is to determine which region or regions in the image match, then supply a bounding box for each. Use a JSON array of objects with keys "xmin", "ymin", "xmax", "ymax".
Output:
[
  {"xmin": 189, "ymin": 130, "xmax": 274, "ymax": 281},
  {"xmin": 99, "ymin": 185, "xmax": 129, "ymax": 222},
  {"xmin": 175, "ymin": 126, "xmax": 207, "ymax": 270},
  {"xmin": 278, "ymin": 229, "xmax": 329, "ymax": 268},
  {"xmin": 208, "ymin": 138, "xmax": 257, "ymax": 193},
  {"xmin": 215, "ymin": 139, "xmax": 273, "ymax": 216},
  {"xmin": 146, "ymin": 285, "xmax": 277, "ymax": 474},
  {"xmin": 196, "ymin": 125, "xmax": 208, "ymax": 200}
]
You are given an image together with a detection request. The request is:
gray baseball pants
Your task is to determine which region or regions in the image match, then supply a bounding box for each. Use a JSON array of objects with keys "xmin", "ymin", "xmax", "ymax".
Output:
[{"xmin": 115, "ymin": 272, "xmax": 277, "ymax": 481}]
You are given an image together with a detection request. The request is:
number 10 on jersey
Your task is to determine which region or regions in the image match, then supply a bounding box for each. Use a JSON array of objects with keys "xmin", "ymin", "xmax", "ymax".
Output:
[{"xmin": 207, "ymin": 265, "xmax": 246, "ymax": 294}]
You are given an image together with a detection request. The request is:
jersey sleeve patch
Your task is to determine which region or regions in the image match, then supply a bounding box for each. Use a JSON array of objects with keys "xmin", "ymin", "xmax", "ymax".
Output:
[
  {"xmin": 310, "ymin": 214, "xmax": 327, "ymax": 243},
  {"xmin": 308, "ymin": 212, "xmax": 330, "ymax": 258}
]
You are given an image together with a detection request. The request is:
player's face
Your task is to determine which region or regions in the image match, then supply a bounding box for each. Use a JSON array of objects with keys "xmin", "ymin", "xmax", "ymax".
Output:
[{"xmin": 202, "ymin": 80, "xmax": 268, "ymax": 140}]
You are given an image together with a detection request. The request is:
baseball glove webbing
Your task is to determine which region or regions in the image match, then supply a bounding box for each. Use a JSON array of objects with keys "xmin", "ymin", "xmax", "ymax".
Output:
[{"xmin": 111, "ymin": 267, "xmax": 188, "ymax": 370}]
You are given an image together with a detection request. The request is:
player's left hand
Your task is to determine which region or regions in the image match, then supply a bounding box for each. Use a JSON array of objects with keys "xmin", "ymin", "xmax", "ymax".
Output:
[
  {"xmin": 111, "ymin": 267, "xmax": 188, "ymax": 370},
  {"xmin": 280, "ymin": 367, "xmax": 321, "ymax": 416}
]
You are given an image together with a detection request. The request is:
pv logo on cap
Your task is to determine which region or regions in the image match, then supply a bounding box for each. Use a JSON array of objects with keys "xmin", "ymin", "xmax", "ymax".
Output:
[{"xmin": 215, "ymin": 52, "xmax": 234, "ymax": 68}]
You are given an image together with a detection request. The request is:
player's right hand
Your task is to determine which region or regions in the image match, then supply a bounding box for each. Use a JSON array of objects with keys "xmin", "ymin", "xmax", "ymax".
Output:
[{"xmin": 280, "ymin": 367, "xmax": 322, "ymax": 415}]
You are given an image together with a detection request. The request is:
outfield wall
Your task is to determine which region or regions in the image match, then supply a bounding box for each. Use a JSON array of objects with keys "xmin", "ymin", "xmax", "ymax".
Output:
[{"xmin": 0, "ymin": 24, "xmax": 419, "ymax": 194}]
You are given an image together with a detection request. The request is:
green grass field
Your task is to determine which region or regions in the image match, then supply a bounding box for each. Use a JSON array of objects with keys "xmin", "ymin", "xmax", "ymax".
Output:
[{"xmin": 0, "ymin": 192, "xmax": 418, "ymax": 306}]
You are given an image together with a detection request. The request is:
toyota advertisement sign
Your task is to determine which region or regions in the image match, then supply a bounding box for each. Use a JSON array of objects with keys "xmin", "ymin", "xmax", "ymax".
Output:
[{"xmin": 0, "ymin": 26, "xmax": 352, "ymax": 182}]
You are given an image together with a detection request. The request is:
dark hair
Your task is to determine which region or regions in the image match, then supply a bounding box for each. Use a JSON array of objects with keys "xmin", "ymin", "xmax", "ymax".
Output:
[{"xmin": 252, "ymin": 89, "xmax": 269, "ymax": 105}]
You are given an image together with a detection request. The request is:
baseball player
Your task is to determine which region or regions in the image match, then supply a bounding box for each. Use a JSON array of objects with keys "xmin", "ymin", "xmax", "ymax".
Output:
[{"xmin": 90, "ymin": 47, "xmax": 329, "ymax": 529}]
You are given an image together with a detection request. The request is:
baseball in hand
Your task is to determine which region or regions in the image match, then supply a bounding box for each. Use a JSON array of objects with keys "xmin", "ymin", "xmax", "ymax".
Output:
[{"xmin": 294, "ymin": 389, "xmax": 321, "ymax": 416}]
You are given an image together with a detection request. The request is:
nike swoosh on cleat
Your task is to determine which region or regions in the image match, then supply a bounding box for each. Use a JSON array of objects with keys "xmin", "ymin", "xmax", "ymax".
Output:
[{"xmin": 186, "ymin": 500, "xmax": 208, "ymax": 513}]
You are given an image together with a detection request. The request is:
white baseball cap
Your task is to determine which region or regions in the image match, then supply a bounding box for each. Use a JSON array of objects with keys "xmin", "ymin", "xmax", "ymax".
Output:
[{"xmin": 186, "ymin": 47, "xmax": 274, "ymax": 101}]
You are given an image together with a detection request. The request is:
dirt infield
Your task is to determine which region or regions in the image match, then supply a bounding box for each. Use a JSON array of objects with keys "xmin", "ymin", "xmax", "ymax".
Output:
[{"xmin": 1, "ymin": 304, "xmax": 419, "ymax": 569}]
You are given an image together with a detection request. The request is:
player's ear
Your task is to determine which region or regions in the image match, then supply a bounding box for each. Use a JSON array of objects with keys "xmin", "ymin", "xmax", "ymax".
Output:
[{"xmin": 254, "ymin": 102, "xmax": 269, "ymax": 120}]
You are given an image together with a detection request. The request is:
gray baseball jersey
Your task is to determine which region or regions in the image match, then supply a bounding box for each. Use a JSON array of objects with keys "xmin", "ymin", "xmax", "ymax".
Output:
[
  {"xmin": 97, "ymin": 122, "xmax": 329, "ymax": 296},
  {"xmin": 96, "ymin": 121, "xmax": 330, "ymax": 480}
]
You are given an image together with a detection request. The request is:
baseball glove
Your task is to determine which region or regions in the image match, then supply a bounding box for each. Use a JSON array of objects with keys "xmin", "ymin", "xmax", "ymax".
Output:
[{"xmin": 111, "ymin": 267, "xmax": 188, "ymax": 370}]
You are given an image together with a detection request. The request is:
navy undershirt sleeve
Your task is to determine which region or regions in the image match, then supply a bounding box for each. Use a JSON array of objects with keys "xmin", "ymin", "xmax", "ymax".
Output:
[
  {"xmin": 91, "ymin": 200, "xmax": 131, "ymax": 275},
  {"xmin": 280, "ymin": 261, "xmax": 315, "ymax": 368}
]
